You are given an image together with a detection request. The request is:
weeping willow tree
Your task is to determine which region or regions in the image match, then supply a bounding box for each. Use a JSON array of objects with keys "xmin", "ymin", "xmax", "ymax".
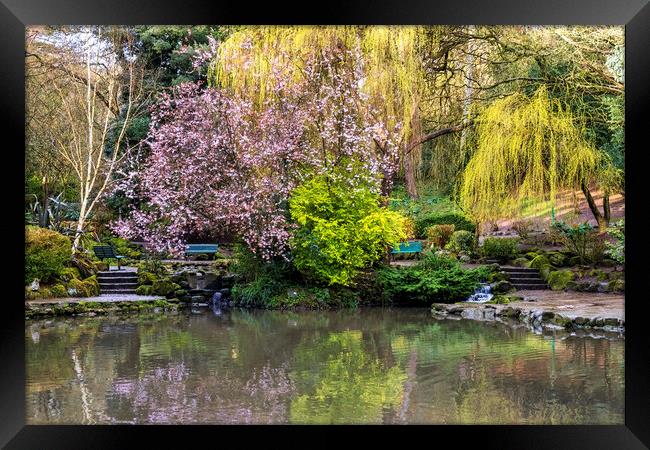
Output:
[
  {"xmin": 207, "ymin": 26, "xmax": 436, "ymax": 197},
  {"xmin": 460, "ymin": 86, "xmax": 610, "ymax": 230}
]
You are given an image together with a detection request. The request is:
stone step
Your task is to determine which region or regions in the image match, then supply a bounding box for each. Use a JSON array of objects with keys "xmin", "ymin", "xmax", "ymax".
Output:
[
  {"xmin": 97, "ymin": 277, "xmax": 138, "ymax": 284},
  {"xmin": 100, "ymin": 288, "xmax": 138, "ymax": 294},
  {"xmin": 509, "ymin": 277, "xmax": 544, "ymax": 283},
  {"xmin": 511, "ymin": 283, "xmax": 548, "ymax": 290},
  {"xmin": 507, "ymin": 273, "xmax": 543, "ymax": 279},
  {"xmin": 98, "ymin": 271, "xmax": 138, "ymax": 278},
  {"xmin": 500, "ymin": 267, "xmax": 538, "ymax": 273},
  {"xmin": 99, "ymin": 282, "xmax": 138, "ymax": 289}
]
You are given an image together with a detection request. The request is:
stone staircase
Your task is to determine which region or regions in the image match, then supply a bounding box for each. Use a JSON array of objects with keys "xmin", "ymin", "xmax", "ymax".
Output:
[
  {"xmin": 500, "ymin": 266, "xmax": 547, "ymax": 290},
  {"xmin": 97, "ymin": 270, "xmax": 138, "ymax": 295}
]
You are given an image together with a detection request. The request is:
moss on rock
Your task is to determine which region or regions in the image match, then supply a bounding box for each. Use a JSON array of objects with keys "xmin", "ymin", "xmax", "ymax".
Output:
[
  {"xmin": 58, "ymin": 267, "xmax": 81, "ymax": 282},
  {"xmin": 151, "ymin": 279, "xmax": 181, "ymax": 297},
  {"xmin": 529, "ymin": 255, "xmax": 550, "ymax": 270},
  {"xmin": 547, "ymin": 252, "xmax": 566, "ymax": 267},
  {"xmin": 512, "ymin": 257, "xmax": 529, "ymax": 267},
  {"xmin": 50, "ymin": 284, "xmax": 68, "ymax": 298},
  {"xmin": 547, "ymin": 270, "xmax": 575, "ymax": 291},
  {"xmin": 491, "ymin": 280, "xmax": 514, "ymax": 294}
]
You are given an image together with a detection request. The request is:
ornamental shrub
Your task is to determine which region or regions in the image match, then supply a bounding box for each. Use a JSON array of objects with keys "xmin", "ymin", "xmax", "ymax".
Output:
[
  {"xmin": 446, "ymin": 230, "xmax": 477, "ymax": 255},
  {"xmin": 414, "ymin": 212, "xmax": 476, "ymax": 238},
  {"xmin": 481, "ymin": 237, "xmax": 520, "ymax": 261},
  {"xmin": 426, "ymin": 224, "xmax": 455, "ymax": 249},
  {"xmin": 552, "ymin": 221, "xmax": 601, "ymax": 265},
  {"xmin": 25, "ymin": 226, "xmax": 71, "ymax": 285},
  {"xmin": 378, "ymin": 253, "xmax": 483, "ymax": 304},
  {"xmin": 289, "ymin": 175, "xmax": 407, "ymax": 286},
  {"xmin": 605, "ymin": 219, "xmax": 624, "ymax": 264}
]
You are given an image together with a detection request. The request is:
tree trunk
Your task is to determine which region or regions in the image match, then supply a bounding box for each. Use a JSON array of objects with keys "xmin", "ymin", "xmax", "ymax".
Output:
[
  {"xmin": 581, "ymin": 181, "xmax": 608, "ymax": 232},
  {"xmin": 404, "ymin": 155, "xmax": 419, "ymax": 199},
  {"xmin": 603, "ymin": 193, "xmax": 611, "ymax": 223}
]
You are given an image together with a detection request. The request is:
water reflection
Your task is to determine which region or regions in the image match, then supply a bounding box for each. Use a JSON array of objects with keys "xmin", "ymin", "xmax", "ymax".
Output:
[{"xmin": 26, "ymin": 308, "xmax": 624, "ymax": 424}]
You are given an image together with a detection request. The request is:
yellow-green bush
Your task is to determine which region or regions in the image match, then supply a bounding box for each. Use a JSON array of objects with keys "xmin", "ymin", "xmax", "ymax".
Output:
[
  {"xmin": 290, "ymin": 174, "xmax": 407, "ymax": 286},
  {"xmin": 25, "ymin": 226, "xmax": 71, "ymax": 285}
]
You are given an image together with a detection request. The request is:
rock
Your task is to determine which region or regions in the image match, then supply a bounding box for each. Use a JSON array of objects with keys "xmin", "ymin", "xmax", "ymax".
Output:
[
  {"xmin": 524, "ymin": 251, "xmax": 539, "ymax": 261},
  {"xmin": 608, "ymin": 271, "xmax": 624, "ymax": 281},
  {"xmin": 499, "ymin": 307, "xmax": 521, "ymax": 318},
  {"xmin": 589, "ymin": 269, "xmax": 608, "ymax": 281},
  {"xmin": 547, "ymin": 252, "xmax": 566, "ymax": 267},
  {"xmin": 50, "ymin": 284, "xmax": 68, "ymax": 298},
  {"xmin": 575, "ymin": 281, "xmax": 599, "ymax": 292},
  {"xmin": 547, "ymin": 270, "xmax": 574, "ymax": 291},
  {"xmin": 603, "ymin": 318, "xmax": 620, "ymax": 327},
  {"xmin": 491, "ymin": 280, "xmax": 514, "ymax": 294},
  {"xmin": 607, "ymin": 279, "xmax": 625, "ymax": 293},
  {"xmin": 590, "ymin": 317, "xmax": 605, "ymax": 327},
  {"xmin": 600, "ymin": 259, "xmax": 617, "ymax": 267},
  {"xmin": 152, "ymin": 279, "xmax": 182, "ymax": 297},
  {"xmin": 573, "ymin": 317, "xmax": 589, "ymax": 326},
  {"xmin": 459, "ymin": 254, "xmax": 471, "ymax": 262},
  {"xmin": 488, "ymin": 271, "xmax": 509, "ymax": 283},
  {"xmin": 512, "ymin": 257, "xmax": 529, "ymax": 267},
  {"xmin": 529, "ymin": 255, "xmax": 550, "ymax": 270}
]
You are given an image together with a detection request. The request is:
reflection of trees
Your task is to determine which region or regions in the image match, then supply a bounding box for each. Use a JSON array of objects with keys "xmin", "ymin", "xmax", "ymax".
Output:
[
  {"xmin": 289, "ymin": 330, "xmax": 406, "ymax": 424},
  {"xmin": 26, "ymin": 310, "xmax": 624, "ymax": 425}
]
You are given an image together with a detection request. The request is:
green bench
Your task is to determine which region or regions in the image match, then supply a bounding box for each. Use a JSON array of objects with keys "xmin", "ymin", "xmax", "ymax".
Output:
[
  {"xmin": 93, "ymin": 245, "xmax": 126, "ymax": 270},
  {"xmin": 390, "ymin": 241, "xmax": 423, "ymax": 259},
  {"xmin": 185, "ymin": 244, "xmax": 219, "ymax": 259}
]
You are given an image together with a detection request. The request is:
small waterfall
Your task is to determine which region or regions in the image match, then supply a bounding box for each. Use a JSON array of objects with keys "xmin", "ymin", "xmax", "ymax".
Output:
[
  {"xmin": 211, "ymin": 291, "xmax": 223, "ymax": 316},
  {"xmin": 465, "ymin": 283, "xmax": 493, "ymax": 303}
]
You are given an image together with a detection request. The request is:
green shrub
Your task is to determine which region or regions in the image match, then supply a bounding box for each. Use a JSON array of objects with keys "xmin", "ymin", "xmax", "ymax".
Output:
[
  {"xmin": 58, "ymin": 267, "xmax": 80, "ymax": 282},
  {"xmin": 426, "ymin": 224, "xmax": 455, "ymax": 248},
  {"xmin": 512, "ymin": 220, "xmax": 532, "ymax": 239},
  {"xmin": 151, "ymin": 279, "xmax": 181, "ymax": 297},
  {"xmin": 547, "ymin": 252, "xmax": 566, "ymax": 267},
  {"xmin": 481, "ymin": 237, "xmax": 520, "ymax": 261},
  {"xmin": 25, "ymin": 226, "xmax": 71, "ymax": 285},
  {"xmin": 446, "ymin": 230, "xmax": 476, "ymax": 255},
  {"xmin": 552, "ymin": 221, "xmax": 601, "ymax": 265},
  {"xmin": 50, "ymin": 284, "xmax": 68, "ymax": 298},
  {"xmin": 378, "ymin": 253, "xmax": 483, "ymax": 304},
  {"xmin": 415, "ymin": 212, "xmax": 476, "ymax": 238},
  {"xmin": 135, "ymin": 285, "xmax": 153, "ymax": 296},
  {"xmin": 289, "ymin": 174, "xmax": 407, "ymax": 286},
  {"xmin": 83, "ymin": 275, "xmax": 100, "ymax": 296},
  {"xmin": 605, "ymin": 219, "xmax": 624, "ymax": 264},
  {"xmin": 67, "ymin": 278, "xmax": 91, "ymax": 297},
  {"xmin": 104, "ymin": 236, "xmax": 142, "ymax": 259},
  {"xmin": 547, "ymin": 270, "xmax": 575, "ymax": 291},
  {"xmin": 230, "ymin": 244, "xmax": 298, "ymax": 307},
  {"xmin": 138, "ymin": 271, "xmax": 158, "ymax": 285}
]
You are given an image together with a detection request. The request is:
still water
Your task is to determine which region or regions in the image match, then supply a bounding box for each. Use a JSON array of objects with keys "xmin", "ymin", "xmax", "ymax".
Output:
[{"xmin": 26, "ymin": 308, "xmax": 624, "ymax": 424}]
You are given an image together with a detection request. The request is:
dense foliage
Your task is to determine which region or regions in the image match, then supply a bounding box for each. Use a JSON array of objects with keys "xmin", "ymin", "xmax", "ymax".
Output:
[
  {"xmin": 481, "ymin": 237, "xmax": 520, "ymax": 262},
  {"xmin": 289, "ymin": 174, "xmax": 407, "ymax": 286},
  {"xmin": 378, "ymin": 253, "xmax": 484, "ymax": 304},
  {"xmin": 25, "ymin": 226, "xmax": 71, "ymax": 284}
]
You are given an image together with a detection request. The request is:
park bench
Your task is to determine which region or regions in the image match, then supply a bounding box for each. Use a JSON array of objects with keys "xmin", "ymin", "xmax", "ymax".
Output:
[
  {"xmin": 390, "ymin": 241, "xmax": 423, "ymax": 260},
  {"xmin": 93, "ymin": 245, "xmax": 126, "ymax": 270},
  {"xmin": 185, "ymin": 244, "xmax": 219, "ymax": 259}
]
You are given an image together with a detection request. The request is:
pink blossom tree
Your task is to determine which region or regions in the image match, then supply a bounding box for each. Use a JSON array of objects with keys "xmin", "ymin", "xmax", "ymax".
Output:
[{"xmin": 113, "ymin": 45, "xmax": 403, "ymax": 259}]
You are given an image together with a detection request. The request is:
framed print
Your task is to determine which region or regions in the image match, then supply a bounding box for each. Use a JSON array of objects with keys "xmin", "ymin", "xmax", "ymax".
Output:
[{"xmin": 1, "ymin": 0, "xmax": 649, "ymax": 447}]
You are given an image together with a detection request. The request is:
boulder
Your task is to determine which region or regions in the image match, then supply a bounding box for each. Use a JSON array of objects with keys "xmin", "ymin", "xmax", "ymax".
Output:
[
  {"xmin": 491, "ymin": 280, "xmax": 514, "ymax": 294},
  {"xmin": 29, "ymin": 279, "xmax": 40, "ymax": 291},
  {"xmin": 607, "ymin": 279, "xmax": 625, "ymax": 293},
  {"xmin": 512, "ymin": 257, "xmax": 529, "ymax": 267},
  {"xmin": 547, "ymin": 252, "xmax": 566, "ymax": 267},
  {"xmin": 151, "ymin": 279, "xmax": 181, "ymax": 297},
  {"xmin": 529, "ymin": 255, "xmax": 550, "ymax": 270}
]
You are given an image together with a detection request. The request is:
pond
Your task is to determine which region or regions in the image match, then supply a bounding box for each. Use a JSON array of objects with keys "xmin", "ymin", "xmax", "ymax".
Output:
[{"xmin": 26, "ymin": 308, "xmax": 624, "ymax": 425}]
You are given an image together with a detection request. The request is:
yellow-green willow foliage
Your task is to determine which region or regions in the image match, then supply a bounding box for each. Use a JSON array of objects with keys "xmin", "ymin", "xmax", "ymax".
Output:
[
  {"xmin": 459, "ymin": 86, "xmax": 602, "ymax": 222},
  {"xmin": 208, "ymin": 26, "xmax": 426, "ymax": 144}
]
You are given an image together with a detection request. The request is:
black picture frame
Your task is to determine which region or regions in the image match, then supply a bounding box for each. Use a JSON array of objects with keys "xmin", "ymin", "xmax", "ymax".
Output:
[{"xmin": 2, "ymin": 1, "xmax": 648, "ymax": 448}]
